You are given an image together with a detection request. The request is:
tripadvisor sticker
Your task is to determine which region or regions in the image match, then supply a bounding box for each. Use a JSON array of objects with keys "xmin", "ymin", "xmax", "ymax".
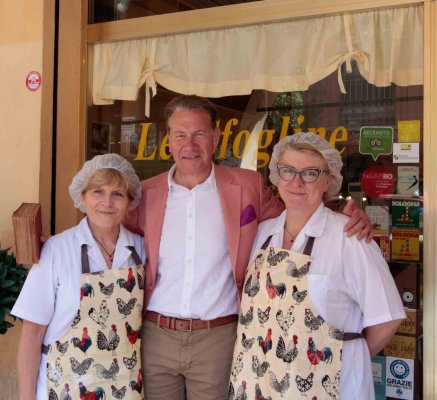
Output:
[{"xmin": 359, "ymin": 126, "xmax": 393, "ymax": 161}]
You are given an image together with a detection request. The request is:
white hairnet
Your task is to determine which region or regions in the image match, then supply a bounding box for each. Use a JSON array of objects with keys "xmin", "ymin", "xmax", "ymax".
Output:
[
  {"xmin": 269, "ymin": 132, "xmax": 343, "ymax": 202},
  {"xmin": 69, "ymin": 153, "xmax": 142, "ymax": 212}
]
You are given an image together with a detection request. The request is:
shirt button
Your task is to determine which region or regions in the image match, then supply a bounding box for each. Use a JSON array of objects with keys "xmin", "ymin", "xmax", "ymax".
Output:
[
  {"xmin": 188, "ymin": 213, "xmax": 193, "ymax": 218},
  {"xmin": 186, "ymin": 282, "xmax": 191, "ymax": 287},
  {"xmin": 188, "ymin": 236, "xmax": 192, "ymax": 240}
]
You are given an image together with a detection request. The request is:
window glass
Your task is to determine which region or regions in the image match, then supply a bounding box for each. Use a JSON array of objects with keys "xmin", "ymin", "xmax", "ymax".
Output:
[
  {"xmin": 89, "ymin": 0, "xmax": 261, "ymax": 23},
  {"xmin": 87, "ymin": 62, "xmax": 423, "ymax": 399}
]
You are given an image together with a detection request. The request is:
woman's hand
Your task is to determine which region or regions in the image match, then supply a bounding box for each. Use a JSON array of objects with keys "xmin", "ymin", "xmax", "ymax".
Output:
[
  {"xmin": 342, "ymin": 199, "xmax": 373, "ymax": 242},
  {"xmin": 17, "ymin": 320, "xmax": 47, "ymax": 400}
]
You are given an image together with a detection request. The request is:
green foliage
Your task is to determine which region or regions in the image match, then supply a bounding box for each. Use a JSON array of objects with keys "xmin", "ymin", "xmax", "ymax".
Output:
[
  {"xmin": 266, "ymin": 91, "xmax": 304, "ymax": 132},
  {"xmin": 0, "ymin": 248, "xmax": 28, "ymax": 334}
]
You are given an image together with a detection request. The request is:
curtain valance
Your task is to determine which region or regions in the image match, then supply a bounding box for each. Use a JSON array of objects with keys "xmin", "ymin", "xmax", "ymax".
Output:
[{"xmin": 93, "ymin": 5, "xmax": 423, "ymax": 116}]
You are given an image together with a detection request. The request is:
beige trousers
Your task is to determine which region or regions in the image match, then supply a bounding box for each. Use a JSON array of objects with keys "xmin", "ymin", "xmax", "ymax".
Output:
[{"xmin": 142, "ymin": 319, "xmax": 237, "ymax": 400}]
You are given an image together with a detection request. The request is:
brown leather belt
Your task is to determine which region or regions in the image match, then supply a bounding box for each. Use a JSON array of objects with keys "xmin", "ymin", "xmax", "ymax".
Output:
[{"xmin": 145, "ymin": 311, "xmax": 238, "ymax": 331}]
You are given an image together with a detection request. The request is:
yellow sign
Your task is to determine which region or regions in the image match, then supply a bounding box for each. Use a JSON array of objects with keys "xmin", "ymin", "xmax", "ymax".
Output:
[
  {"xmin": 397, "ymin": 310, "xmax": 420, "ymax": 336},
  {"xmin": 398, "ymin": 120, "xmax": 420, "ymax": 143},
  {"xmin": 391, "ymin": 228, "xmax": 420, "ymax": 261},
  {"xmin": 134, "ymin": 116, "xmax": 349, "ymax": 168}
]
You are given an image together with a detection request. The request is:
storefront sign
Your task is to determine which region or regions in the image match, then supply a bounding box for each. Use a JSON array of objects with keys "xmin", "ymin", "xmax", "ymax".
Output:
[
  {"xmin": 365, "ymin": 206, "xmax": 389, "ymax": 236},
  {"xmin": 393, "ymin": 143, "xmax": 419, "ymax": 163},
  {"xmin": 398, "ymin": 120, "xmax": 420, "ymax": 143},
  {"xmin": 372, "ymin": 356, "xmax": 387, "ymax": 400},
  {"xmin": 391, "ymin": 228, "xmax": 420, "ymax": 261},
  {"xmin": 397, "ymin": 166, "xmax": 419, "ymax": 195},
  {"xmin": 391, "ymin": 200, "xmax": 420, "ymax": 228},
  {"xmin": 134, "ymin": 116, "xmax": 349, "ymax": 168},
  {"xmin": 385, "ymin": 357, "xmax": 414, "ymax": 399},
  {"xmin": 361, "ymin": 166, "xmax": 395, "ymax": 198},
  {"xmin": 359, "ymin": 126, "xmax": 393, "ymax": 161},
  {"xmin": 25, "ymin": 71, "xmax": 42, "ymax": 92}
]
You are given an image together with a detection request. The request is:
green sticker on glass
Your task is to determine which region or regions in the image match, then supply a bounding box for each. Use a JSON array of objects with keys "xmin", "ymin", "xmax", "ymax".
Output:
[{"xmin": 359, "ymin": 126, "xmax": 393, "ymax": 161}]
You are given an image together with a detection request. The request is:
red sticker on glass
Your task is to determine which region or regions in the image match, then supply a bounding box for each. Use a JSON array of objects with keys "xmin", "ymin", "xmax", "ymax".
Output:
[
  {"xmin": 361, "ymin": 165, "xmax": 395, "ymax": 198},
  {"xmin": 26, "ymin": 71, "xmax": 42, "ymax": 91}
]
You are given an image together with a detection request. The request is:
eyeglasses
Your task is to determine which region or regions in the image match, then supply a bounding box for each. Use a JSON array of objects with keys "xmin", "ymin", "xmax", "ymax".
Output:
[{"xmin": 277, "ymin": 165, "xmax": 329, "ymax": 183}]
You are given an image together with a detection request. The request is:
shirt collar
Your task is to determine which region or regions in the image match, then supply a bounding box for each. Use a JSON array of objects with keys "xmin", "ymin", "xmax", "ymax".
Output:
[
  {"xmin": 75, "ymin": 217, "xmax": 138, "ymax": 268},
  {"xmin": 75, "ymin": 217, "xmax": 133, "ymax": 247},
  {"xmin": 167, "ymin": 163, "xmax": 216, "ymax": 191},
  {"xmin": 267, "ymin": 203, "xmax": 328, "ymax": 250}
]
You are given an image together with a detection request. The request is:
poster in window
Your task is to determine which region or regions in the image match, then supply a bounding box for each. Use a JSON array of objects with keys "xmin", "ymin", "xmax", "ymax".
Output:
[
  {"xmin": 391, "ymin": 228, "xmax": 419, "ymax": 261},
  {"xmin": 91, "ymin": 122, "xmax": 111, "ymax": 153}
]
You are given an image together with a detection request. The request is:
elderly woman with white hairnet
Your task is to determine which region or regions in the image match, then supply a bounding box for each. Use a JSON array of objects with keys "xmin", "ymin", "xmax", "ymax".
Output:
[
  {"xmin": 12, "ymin": 154, "xmax": 146, "ymax": 400},
  {"xmin": 229, "ymin": 133, "xmax": 405, "ymax": 400}
]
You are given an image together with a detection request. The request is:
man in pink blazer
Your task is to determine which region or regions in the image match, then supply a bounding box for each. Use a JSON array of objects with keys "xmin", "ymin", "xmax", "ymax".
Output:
[{"xmin": 125, "ymin": 95, "xmax": 371, "ymax": 400}]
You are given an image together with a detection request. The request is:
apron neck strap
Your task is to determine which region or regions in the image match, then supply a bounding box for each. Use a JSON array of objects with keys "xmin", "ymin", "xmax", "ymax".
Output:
[
  {"xmin": 81, "ymin": 244, "xmax": 143, "ymax": 273},
  {"xmin": 261, "ymin": 235, "xmax": 273, "ymax": 250},
  {"xmin": 126, "ymin": 245, "xmax": 142, "ymax": 265},
  {"xmin": 81, "ymin": 244, "xmax": 90, "ymax": 274},
  {"xmin": 261, "ymin": 235, "xmax": 316, "ymax": 255},
  {"xmin": 303, "ymin": 236, "xmax": 316, "ymax": 256}
]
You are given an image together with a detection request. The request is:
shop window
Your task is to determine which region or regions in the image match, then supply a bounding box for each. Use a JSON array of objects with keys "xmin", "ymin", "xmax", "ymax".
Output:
[
  {"xmin": 89, "ymin": 0, "xmax": 261, "ymax": 23},
  {"xmin": 87, "ymin": 66, "xmax": 423, "ymax": 397},
  {"xmin": 86, "ymin": 4, "xmax": 423, "ymax": 397}
]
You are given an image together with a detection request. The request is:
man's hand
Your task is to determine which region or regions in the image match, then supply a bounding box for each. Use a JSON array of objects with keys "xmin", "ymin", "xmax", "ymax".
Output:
[{"xmin": 342, "ymin": 199, "xmax": 373, "ymax": 242}]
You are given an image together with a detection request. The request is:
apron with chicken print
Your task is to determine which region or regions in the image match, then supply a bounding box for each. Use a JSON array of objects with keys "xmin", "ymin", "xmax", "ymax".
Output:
[
  {"xmin": 44, "ymin": 245, "xmax": 144, "ymax": 400},
  {"xmin": 229, "ymin": 236, "xmax": 363, "ymax": 400}
]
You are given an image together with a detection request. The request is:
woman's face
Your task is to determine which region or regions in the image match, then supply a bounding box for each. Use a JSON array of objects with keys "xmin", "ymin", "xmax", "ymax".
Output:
[
  {"xmin": 276, "ymin": 149, "xmax": 331, "ymax": 213},
  {"xmin": 81, "ymin": 183, "xmax": 130, "ymax": 230}
]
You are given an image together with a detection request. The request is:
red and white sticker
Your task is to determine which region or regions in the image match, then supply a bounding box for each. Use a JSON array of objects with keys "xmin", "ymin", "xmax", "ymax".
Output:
[
  {"xmin": 26, "ymin": 71, "xmax": 42, "ymax": 91},
  {"xmin": 361, "ymin": 165, "xmax": 395, "ymax": 198}
]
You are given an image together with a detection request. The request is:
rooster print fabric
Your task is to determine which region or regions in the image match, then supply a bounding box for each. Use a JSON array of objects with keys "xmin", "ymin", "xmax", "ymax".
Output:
[
  {"xmin": 230, "ymin": 246, "xmax": 343, "ymax": 399},
  {"xmin": 46, "ymin": 265, "xmax": 144, "ymax": 399}
]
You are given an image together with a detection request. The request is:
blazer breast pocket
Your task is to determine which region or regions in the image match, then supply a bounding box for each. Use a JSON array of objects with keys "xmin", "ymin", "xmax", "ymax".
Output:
[{"xmin": 240, "ymin": 204, "xmax": 257, "ymax": 227}]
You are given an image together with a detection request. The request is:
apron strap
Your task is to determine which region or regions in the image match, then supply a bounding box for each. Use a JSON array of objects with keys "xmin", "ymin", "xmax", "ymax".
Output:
[
  {"xmin": 261, "ymin": 235, "xmax": 274, "ymax": 250},
  {"xmin": 343, "ymin": 331, "xmax": 364, "ymax": 341},
  {"xmin": 41, "ymin": 344, "xmax": 50, "ymax": 355},
  {"xmin": 126, "ymin": 245, "xmax": 143, "ymax": 266},
  {"xmin": 303, "ymin": 236, "xmax": 316, "ymax": 256},
  {"xmin": 81, "ymin": 244, "xmax": 91, "ymax": 274}
]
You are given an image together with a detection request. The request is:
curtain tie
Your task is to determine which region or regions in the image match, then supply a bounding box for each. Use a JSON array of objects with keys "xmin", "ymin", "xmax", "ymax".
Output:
[
  {"xmin": 335, "ymin": 49, "xmax": 370, "ymax": 94},
  {"xmin": 144, "ymin": 64, "xmax": 162, "ymax": 117}
]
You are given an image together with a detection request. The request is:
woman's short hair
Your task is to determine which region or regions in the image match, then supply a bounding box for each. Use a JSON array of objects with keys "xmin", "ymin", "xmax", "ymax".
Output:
[
  {"xmin": 69, "ymin": 153, "xmax": 141, "ymax": 212},
  {"xmin": 269, "ymin": 133, "xmax": 343, "ymax": 202},
  {"xmin": 84, "ymin": 168, "xmax": 136, "ymax": 201}
]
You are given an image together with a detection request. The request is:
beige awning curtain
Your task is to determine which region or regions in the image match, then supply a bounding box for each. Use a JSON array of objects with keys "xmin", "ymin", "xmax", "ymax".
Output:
[{"xmin": 93, "ymin": 5, "xmax": 423, "ymax": 116}]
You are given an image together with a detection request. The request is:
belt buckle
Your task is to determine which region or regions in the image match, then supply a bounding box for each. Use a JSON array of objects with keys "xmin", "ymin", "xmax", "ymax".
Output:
[{"xmin": 179, "ymin": 318, "xmax": 193, "ymax": 332}]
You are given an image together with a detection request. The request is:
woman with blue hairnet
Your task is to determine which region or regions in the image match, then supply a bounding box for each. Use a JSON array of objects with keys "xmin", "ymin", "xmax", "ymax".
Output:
[
  {"xmin": 12, "ymin": 154, "xmax": 145, "ymax": 400},
  {"xmin": 229, "ymin": 133, "xmax": 405, "ymax": 399}
]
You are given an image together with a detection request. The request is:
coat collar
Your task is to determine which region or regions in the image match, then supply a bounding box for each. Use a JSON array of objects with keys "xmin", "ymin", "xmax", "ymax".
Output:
[{"xmin": 144, "ymin": 172, "xmax": 169, "ymax": 270}]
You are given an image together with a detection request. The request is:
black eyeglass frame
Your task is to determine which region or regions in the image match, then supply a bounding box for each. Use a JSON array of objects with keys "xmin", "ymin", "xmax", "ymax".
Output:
[{"xmin": 277, "ymin": 165, "xmax": 329, "ymax": 183}]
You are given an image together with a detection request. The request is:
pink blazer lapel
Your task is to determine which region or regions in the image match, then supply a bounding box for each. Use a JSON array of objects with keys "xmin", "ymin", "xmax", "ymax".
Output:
[
  {"xmin": 215, "ymin": 166, "xmax": 241, "ymax": 277},
  {"xmin": 145, "ymin": 174, "xmax": 168, "ymax": 279}
]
